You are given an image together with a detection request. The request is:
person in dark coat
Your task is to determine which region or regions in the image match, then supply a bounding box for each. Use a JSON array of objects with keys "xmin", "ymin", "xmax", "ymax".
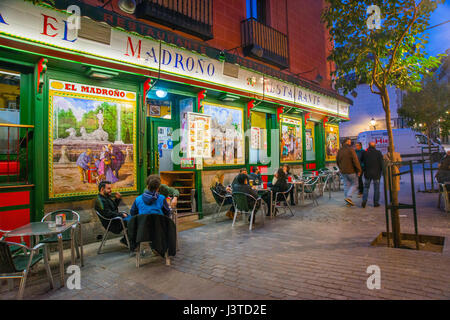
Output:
[
  {"xmin": 355, "ymin": 142, "xmax": 365, "ymax": 197},
  {"xmin": 232, "ymin": 168, "xmax": 248, "ymax": 186},
  {"xmin": 248, "ymin": 167, "xmax": 262, "ymax": 186},
  {"xmin": 94, "ymin": 181, "xmax": 129, "ymax": 246},
  {"xmin": 336, "ymin": 138, "xmax": 362, "ymax": 206},
  {"xmin": 361, "ymin": 142, "xmax": 384, "ymax": 208},
  {"xmin": 127, "ymin": 213, "xmax": 177, "ymax": 256},
  {"xmin": 260, "ymin": 168, "xmax": 289, "ymax": 216},
  {"xmin": 232, "ymin": 173, "xmax": 260, "ymax": 211}
]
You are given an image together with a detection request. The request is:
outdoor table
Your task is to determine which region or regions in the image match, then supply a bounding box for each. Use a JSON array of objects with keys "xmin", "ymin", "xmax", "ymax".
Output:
[
  {"xmin": 255, "ymin": 187, "xmax": 273, "ymax": 218},
  {"xmin": 5, "ymin": 220, "xmax": 79, "ymax": 288}
]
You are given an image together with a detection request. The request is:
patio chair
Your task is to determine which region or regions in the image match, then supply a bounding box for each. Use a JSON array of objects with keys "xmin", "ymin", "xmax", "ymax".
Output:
[
  {"xmin": 231, "ymin": 192, "xmax": 266, "ymax": 231},
  {"xmin": 273, "ymin": 184, "xmax": 294, "ymax": 217},
  {"xmin": 0, "ymin": 229, "xmax": 27, "ymax": 256},
  {"xmin": 40, "ymin": 209, "xmax": 83, "ymax": 267},
  {"xmin": 210, "ymin": 187, "xmax": 233, "ymax": 222},
  {"xmin": 0, "ymin": 240, "xmax": 54, "ymax": 300},
  {"xmin": 320, "ymin": 172, "xmax": 333, "ymax": 199},
  {"xmin": 127, "ymin": 214, "xmax": 176, "ymax": 268},
  {"xmin": 303, "ymin": 176, "xmax": 320, "ymax": 206},
  {"xmin": 95, "ymin": 210, "xmax": 130, "ymax": 254}
]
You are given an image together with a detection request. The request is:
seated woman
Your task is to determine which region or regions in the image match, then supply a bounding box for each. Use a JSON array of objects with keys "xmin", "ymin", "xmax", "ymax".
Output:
[
  {"xmin": 210, "ymin": 171, "xmax": 234, "ymax": 219},
  {"xmin": 261, "ymin": 168, "xmax": 290, "ymax": 216},
  {"xmin": 283, "ymin": 164, "xmax": 296, "ymax": 205},
  {"xmin": 130, "ymin": 175, "xmax": 171, "ymax": 217}
]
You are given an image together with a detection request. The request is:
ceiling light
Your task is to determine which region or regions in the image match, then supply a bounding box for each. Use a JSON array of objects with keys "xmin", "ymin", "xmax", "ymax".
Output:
[
  {"xmin": 156, "ymin": 89, "xmax": 168, "ymax": 98},
  {"xmin": 219, "ymin": 93, "xmax": 240, "ymax": 101},
  {"xmin": 118, "ymin": 0, "xmax": 136, "ymax": 14},
  {"xmin": 85, "ymin": 67, "xmax": 118, "ymax": 80}
]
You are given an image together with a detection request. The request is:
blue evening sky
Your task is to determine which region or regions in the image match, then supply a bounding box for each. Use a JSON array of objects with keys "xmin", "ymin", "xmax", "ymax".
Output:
[{"xmin": 424, "ymin": 1, "xmax": 450, "ymax": 56}]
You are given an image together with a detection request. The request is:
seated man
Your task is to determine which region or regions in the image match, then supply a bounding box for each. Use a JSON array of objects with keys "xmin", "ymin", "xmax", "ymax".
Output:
[
  {"xmin": 248, "ymin": 167, "xmax": 262, "ymax": 186},
  {"xmin": 94, "ymin": 180, "xmax": 129, "ymax": 246},
  {"xmin": 130, "ymin": 175, "xmax": 171, "ymax": 217}
]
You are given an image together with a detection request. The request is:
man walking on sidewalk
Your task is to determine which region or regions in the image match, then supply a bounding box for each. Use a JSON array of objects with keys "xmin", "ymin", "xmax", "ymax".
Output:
[
  {"xmin": 355, "ymin": 142, "xmax": 365, "ymax": 197},
  {"xmin": 361, "ymin": 142, "xmax": 383, "ymax": 208},
  {"xmin": 337, "ymin": 138, "xmax": 362, "ymax": 206}
]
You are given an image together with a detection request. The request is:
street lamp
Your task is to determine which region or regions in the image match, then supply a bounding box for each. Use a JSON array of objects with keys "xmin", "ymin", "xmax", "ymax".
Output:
[{"xmin": 370, "ymin": 118, "xmax": 376, "ymax": 130}]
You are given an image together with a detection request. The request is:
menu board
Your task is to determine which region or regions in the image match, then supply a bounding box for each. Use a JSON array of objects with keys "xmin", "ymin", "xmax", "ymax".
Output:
[{"xmin": 187, "ymin": 112, "xmax": 212, "ymax": 159}]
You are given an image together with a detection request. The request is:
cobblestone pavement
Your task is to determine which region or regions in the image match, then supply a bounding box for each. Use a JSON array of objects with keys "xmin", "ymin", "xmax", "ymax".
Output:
[{"xmin": 1, "ymin": 172, "xmax": 449, "ymax": 300}]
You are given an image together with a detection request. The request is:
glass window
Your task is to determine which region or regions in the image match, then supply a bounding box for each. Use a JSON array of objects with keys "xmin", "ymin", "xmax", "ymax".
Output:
[
  {"xmin": 280, "ymin": 116, "xmax": 303, "ymax": 162},
  {"xmin": 305, "ymin": 121, "xmax": 315, "ymax": 161},
  {"xmin": 0, "ymin": 69, "xmax": 21, "ymax": 153},
  {"xmin": 325, "ymin": 125, "xmax": 339, "ymax": 161},
  {"xmin": 202, "ymin": 103, "xmax": 244, "ymax": 166},
  {"xmin": 250, "ymin": 111, "xmax": 268, "ymax": 164},
  {"xmin": 246, "ymin": 0, "xmax": 267, "ymax": 24},
  {"xmin": 415, "ymin": 134, "xmax": 428, "ymax": 145}
]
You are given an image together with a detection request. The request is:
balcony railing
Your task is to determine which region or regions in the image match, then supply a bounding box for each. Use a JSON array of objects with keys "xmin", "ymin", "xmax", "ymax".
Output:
[
  {"xmin": 0, "ymin": 123, "xmax": 33, "ymax": 186},
  {"xmin": 241, "ymin": 18, "xmax": 289, "ymax": 69},
  {"xmin": 136, "ymin": 0, "xmax": 213, "ymax": 40}
]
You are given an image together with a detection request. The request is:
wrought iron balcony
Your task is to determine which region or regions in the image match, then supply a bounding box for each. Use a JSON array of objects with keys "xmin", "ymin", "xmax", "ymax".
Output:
[
  {"xmin": 136, "ymin": 0, "xmax": 213, "ymax": 40},
  {"xmin": 241, "ymin": 18, "xmax": 289, "ymax": 69}
]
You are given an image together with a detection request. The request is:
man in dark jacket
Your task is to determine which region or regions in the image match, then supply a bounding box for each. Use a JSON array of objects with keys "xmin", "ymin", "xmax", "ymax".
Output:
[
  {"xmin": 361, "ymin": 142, "xmax": 383, "ymax": 208},
  {"xmin": 232, "ymin": 173, "xmax": 262, "ymax": 221},
  {"xmin": 94, "ymin": 181, "xmax": 129, "ymax": 245},
  {"xmin": 336, "ymin": 138, "xmax": 362, "ymax": 206},
  {"xmin": 355, "ymin": 142, "xmax": 365, "ymax": 197}
]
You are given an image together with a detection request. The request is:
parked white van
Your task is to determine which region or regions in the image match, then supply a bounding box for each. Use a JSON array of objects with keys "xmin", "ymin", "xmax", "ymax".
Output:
[{"xmin": 357, "ymin": 128, "xmax": 445, "ymax": 162}]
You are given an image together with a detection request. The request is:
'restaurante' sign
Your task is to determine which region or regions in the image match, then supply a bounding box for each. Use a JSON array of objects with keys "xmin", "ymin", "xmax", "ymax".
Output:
[{"xmin": 0, "ymin": 0, "xmax": 349, "ymax": 118}]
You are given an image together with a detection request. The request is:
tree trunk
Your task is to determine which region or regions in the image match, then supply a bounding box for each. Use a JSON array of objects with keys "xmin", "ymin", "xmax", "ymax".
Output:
[{"xmin": 382, "ymin": 89, "xmax": 402, "ymax": 248}]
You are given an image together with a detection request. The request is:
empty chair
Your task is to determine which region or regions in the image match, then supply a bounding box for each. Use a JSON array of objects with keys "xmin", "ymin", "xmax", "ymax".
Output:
[
  {"xmin": 303, "ymin": 176, "xmax": 320, "ymax": 206},
  {"xmin": 40, "ymin": 209, "xmax": 83, "ymax": 266},
  {"xmin": 0, "ymin": 240, "xmax": 54, "ymax": 300}
]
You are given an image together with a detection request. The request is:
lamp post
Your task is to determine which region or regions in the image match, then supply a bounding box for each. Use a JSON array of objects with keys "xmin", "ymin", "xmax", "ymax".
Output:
[{"xmin": 370, "ymin": 118, "xmax": 376, "ymax": 130}]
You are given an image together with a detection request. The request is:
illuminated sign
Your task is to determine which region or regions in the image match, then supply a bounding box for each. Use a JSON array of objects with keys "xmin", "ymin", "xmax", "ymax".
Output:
[{"xmin": 0, "ymin": 0, "xmax": 350, "ymax": 117}]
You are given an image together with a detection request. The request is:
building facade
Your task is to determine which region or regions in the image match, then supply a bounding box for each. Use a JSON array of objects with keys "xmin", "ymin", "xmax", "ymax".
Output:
[
  {"xmin": 0, "ymin": 0, "xmax": 351, "ymax": 242},
  {"xmin": 339, "ymin": 84, "xmax": 406, "ymax": 143}
]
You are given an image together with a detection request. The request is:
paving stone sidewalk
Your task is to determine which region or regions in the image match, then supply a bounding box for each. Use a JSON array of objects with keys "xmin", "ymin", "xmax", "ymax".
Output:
[{"xmin": 1, "ymin": 173, "xmax": 449, "ymax": 300}]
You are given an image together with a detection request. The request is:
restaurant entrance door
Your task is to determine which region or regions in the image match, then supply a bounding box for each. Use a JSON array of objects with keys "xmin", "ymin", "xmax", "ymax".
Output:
[{"xmin": 148, "ymin": 120, "xmax": 175, "ymax": 174}]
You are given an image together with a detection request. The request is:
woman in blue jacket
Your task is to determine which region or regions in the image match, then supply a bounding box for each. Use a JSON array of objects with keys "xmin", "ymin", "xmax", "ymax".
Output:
[{"xmin": 129, "ymin": 175, "xmax": 171, "ymax": 217}]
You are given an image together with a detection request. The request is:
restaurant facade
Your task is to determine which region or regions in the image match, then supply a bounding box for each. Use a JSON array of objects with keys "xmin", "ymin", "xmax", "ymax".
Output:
[{"xmin": 0, "ymin": 0, "xmax": 351, "ymax": 242}]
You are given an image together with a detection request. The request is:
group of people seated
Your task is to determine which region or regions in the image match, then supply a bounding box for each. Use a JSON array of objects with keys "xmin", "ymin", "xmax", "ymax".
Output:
[
  {"xmin": 94, "ymin": 174, "xmax": 179, "ymax": 247},
  {"xmin": 210, "ymin": 164, "xmax": 295, "ymax": 220}
]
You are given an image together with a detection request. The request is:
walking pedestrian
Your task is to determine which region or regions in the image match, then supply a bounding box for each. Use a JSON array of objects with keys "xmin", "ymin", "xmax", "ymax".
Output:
[
  {"xmin": 361, "ymin": 142, "xmax": 383, "ymax": 208},
  {"xmin": 336, "ymin": 138, "xmax": 362, "ymax": 206},
  {"xmin": 355, "ymin": 142, "xmax": 365, "ymax": 197}
]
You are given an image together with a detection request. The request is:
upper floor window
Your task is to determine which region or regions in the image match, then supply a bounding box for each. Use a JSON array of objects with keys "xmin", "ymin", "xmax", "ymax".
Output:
[{"xmin": 246, "ymin": 0, "xmax": 267, "ymax": 25}]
